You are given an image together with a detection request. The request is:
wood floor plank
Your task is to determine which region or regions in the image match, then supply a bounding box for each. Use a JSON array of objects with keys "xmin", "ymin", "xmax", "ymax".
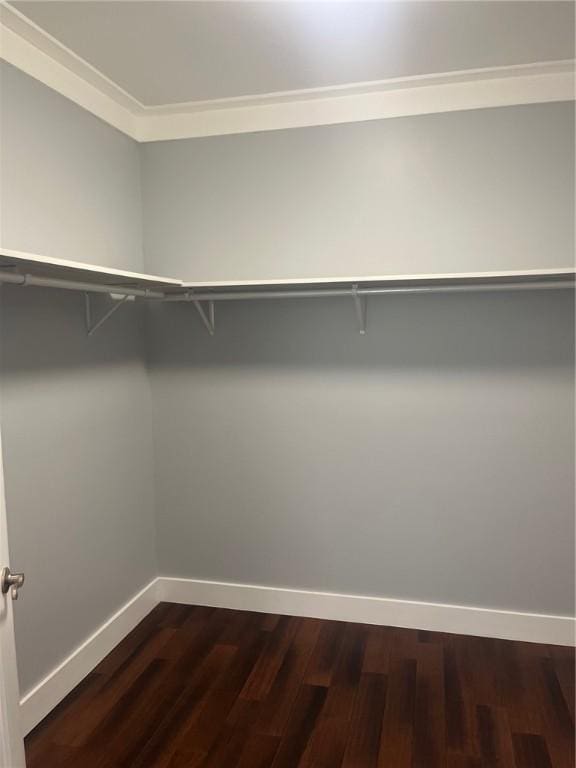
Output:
[
  {"xmin": 298, "ymin": 715, "xmax": 350, "ymax": 768},
  {"xmin": 321, "ymin": 621, "xmax": 366, "ymax": 721},
  {"xmin": 55, "ymin": 626, "xmax": 177, "ymax": 748},
  {"xmin": 446, "ymin": 755, "xmax": 484, "ymax": 768},
  {"xmin": 512, "ymin": 732, "xmax": 554, "ymax": 768},
  {"xmin": 157, "ymin": 602, "xmax": 198, "ymax": 629},
  {"xmin": 92, "ymin": 603, "xmax": 174, "ymax": 676},
  {"xmin": 236, "ymin": 732, "xmax": 280, "ymax": 768},
  {"xmin": 130, "ymin": 643, "xmax": 238, "ymax": 768},
  {"xmin": 444, "ymin": 643, "xmax": 468, "ymax": 752},
  {"xmin": 217, "ymin": 608, "xmax": 265, "ymax": 644},
  {"xmin": 536, "ymin": 656, "xmax": 575, "ymax": 768},
  {"xmin": 26, "ymin": 740, "xmax": 93, "ymax": 768},
  {"xmin": 239, "ymin": 615, "xmax": 300, "ymax": 702},
  {"xmin": 197, "ymin": 724, "xmax": 252, "ymax": 768},
  {"xmin": 548, "ymin": 648, "xmax": 575, "ymax": 724},
  {"xmin": 303, "ymin": 619, "xmax": 344, "ymax": 687},
  {"xmin": 24, "ymin": 670, "xmax": 107, "ymax": 755},
  {"xmin": 341, "ymin": 673, "xmax": 387, "ymax": 768},
  {"xmin": 362, "ymin": 625, "xmax": 391, "ymax": 675},
  {"xmin": 377, "ymin": 657, "xmax": 417, "ymax": 768},
  {"xmin": 165, "ymin": 748, "xmax": 206, "ymax": 768},
  {"xmin": 270, "ymin": 684, "xmax": 327, "ymax": 768},
  {"xmin": 255, "ymin": 617, "xmax": 322, "ymax": 738},
  {"xmin": 412, "ymin": 640, "xmax": 446, "ymax": 768},
  {"xmin": 25, "ymin": 603, "xmax": 575, "ymax": 768},
  {"xmin": 476, "ymin": 704, "xmax": 516, "ymax": 768},
  {"xmin": 298, "ymin": 621, "xmax": 366, "ymax": 767},
  {"xmin": 177, "ymin": 626, "xmax": 269, "ymax": 755}
]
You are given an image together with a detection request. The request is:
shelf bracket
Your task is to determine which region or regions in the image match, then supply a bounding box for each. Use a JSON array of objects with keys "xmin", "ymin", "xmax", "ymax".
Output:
[
  {"xmin": 192, "ymin": 299, "xmax": 215, "ymax": 336},
  {"xmin": 352, "ymin": 284, "xmax": 367, "ymax": 335},
  {"xmin": 84, "ymin": 293, "xmax": 130, "ymax": 336}
]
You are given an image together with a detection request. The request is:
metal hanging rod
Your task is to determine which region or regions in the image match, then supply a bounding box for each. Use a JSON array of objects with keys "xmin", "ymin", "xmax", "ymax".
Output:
[
  {"xmin": 1, "ymin": 271, "xmax": 573, "ymax": 302},
  {"xmin": 1, "ymin": 269, "xmax": 573, "ymax": 337},
  {"xmin": 0, "ymin": 271, "xmax": 164, "ymax": 298},
  {"xmin": 0, "ymin": 271, "xmax": 164, "ymax": 337},
  {"xmin": 169, "ymin": 279, "xmax": 574, "ymax": 335},
  {"xmin": 167, "ymin": 279, "xmax": 574, "ymax": 302}
]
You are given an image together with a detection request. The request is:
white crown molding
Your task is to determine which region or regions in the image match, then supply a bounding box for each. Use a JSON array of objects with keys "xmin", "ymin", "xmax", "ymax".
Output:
[
  {"xmin": 142, "ymin": 59, "xmax": 576, "ymax": 115},
  {"xmin": 0, "ymin": 23, "xmax": 138, "ymax": 137},
  {"xmin": 138, "ymin": 60, "xmax": 576, "ymax": 141},
  {"xmin": 1, "ymin": 2, "xmax": 574, "ymax": 143},
  {"xmin": 0, "ymin": 3, "xmax": 144, "ymax": 111}
]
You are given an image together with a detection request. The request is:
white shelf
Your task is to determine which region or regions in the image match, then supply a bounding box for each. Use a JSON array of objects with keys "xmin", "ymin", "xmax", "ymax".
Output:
[
  {"xmin": 2, "ymin": 250, "xmax": 573, "ymax": 296},
  {"xmin": 182, "ymin": 267, "xmax": 576, "ymax": 292},
  {"xmin": 1, "ymin": 249, "xmax": 573, "ymax": 336},
  {"xmin": 0, "ymin": 248, "xmax": 183, "ymax": 289}
]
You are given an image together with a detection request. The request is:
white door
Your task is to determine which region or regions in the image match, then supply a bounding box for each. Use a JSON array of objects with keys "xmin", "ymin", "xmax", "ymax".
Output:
[{"xmin": 0, "ymin": 429, "xmax": 26, "ymax": 767}]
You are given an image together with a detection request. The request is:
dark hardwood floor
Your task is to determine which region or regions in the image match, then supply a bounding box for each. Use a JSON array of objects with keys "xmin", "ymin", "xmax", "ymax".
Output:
[{"xmin": 26, "ymin": 603, "xmax": 574, "ymax": 767}]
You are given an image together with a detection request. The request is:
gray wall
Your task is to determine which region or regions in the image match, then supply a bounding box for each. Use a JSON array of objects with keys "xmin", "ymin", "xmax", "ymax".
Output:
[
  {"xmin": 144, "ymin": 100, "xmax": 574, "ymax": 619},
  {"xmin": 0, "ymin": 62, "xmax": 574, "ymax": 702},
  {"xmin": 0, "ymin": 65, "xmax": 156, "ymax": 696},
  {"xmin": 142, "ymin": 103, "xmax": 574, "ymax": 282},
  {"xmin": 147, "ymin": 289, "xmax": 575, "ymax": 617},
  {"xmin": 0, "ymin": 287, "xmax": 158, "ymax": 695},
  {"xmin": 0, "ymin": 62, "xmax": 144, "ymax": 271}
]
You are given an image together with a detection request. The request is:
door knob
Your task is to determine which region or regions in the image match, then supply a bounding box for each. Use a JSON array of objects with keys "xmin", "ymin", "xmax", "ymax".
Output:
[{"xmin": 1, "ymin": 566, "xmax": 25, "ymax": 600}]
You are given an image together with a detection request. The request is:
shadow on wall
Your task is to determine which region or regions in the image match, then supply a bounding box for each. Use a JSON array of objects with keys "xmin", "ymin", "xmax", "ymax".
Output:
[
  {"xmin": 1, "ymin": 284, "xmax": 574, "ymax": 374},
  {"xmin": 147, "ymin": 289, "xmax": 575, "ymax": 372},
  {"xmin": 0, "ymin": 285, "xmax": 147, "ymax": 374}
]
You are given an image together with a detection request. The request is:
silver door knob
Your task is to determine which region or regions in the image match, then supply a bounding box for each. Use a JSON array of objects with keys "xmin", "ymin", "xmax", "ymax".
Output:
[{"xmin": 1, "ymin": 566, "xmax": 25, "ymax": 600}]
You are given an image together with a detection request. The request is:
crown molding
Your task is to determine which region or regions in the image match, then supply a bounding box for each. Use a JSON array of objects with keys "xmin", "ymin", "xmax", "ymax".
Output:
[
  {"xmin": 0, "ymin": 21, "xmax": 138, "ymax": 137},
  {"xmin": 138, "ymin": 60, "xmax": 575, "ymax": 141},
  {"xmin": 1, "ymin": 3, "xmax": 574, "ymax": 143}
]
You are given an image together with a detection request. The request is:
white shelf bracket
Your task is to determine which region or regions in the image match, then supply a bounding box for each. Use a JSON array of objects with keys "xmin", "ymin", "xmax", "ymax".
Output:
[
  {"xmin": 192, "ymin": 299, "xmax": 215, "ymax": 336},
  {"xmin": 84, "ymin": 292, "xmax": 130, "ymax": 336},
  {"xmin": 352, "ymin": 284, "xmax": 367, "ymax": 335}
]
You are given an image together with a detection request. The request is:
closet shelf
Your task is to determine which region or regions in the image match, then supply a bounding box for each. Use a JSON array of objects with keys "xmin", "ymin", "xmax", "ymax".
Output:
[
  {"xmin": 1, "ymin": 248, "xmax": 573, "ymax": 336},
  {"xmin": 176, "ymin": 269, "xmax": 575, "ymax": 335},
  {"xmin": 0, "ymin": 248, "xmax": 183, "ymax": 297},
  {"xmin": 178, "ymin": 268, "xmax": 576, "ymax": 300},
  {"xmin": 1, "ymin": 249, "xmax": 573, "ymax": 299}
]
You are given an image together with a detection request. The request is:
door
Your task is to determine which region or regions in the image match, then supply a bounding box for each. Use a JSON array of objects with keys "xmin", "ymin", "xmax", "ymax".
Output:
[{"xmin": 0, "ymin": 429, "xmax": 26, "ymax": 767}]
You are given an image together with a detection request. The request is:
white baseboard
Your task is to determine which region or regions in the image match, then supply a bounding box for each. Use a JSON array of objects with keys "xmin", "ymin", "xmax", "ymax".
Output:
[
  {"xmin": 20, "ymin": 575, "xmax": 575, "ymax": 736},
  {"xmin": 19, "ymin": 578, "xmax": 159, "ymax": 736},
  {"xmin": 159, "ymin": 577, "xmax": 576, "ymax": 648}
]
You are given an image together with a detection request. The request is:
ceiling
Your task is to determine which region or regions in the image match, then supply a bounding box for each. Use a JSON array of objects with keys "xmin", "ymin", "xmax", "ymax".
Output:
[{"xmin": 10, "ymin": 1, "xmax": 576, "ymax": 107}]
